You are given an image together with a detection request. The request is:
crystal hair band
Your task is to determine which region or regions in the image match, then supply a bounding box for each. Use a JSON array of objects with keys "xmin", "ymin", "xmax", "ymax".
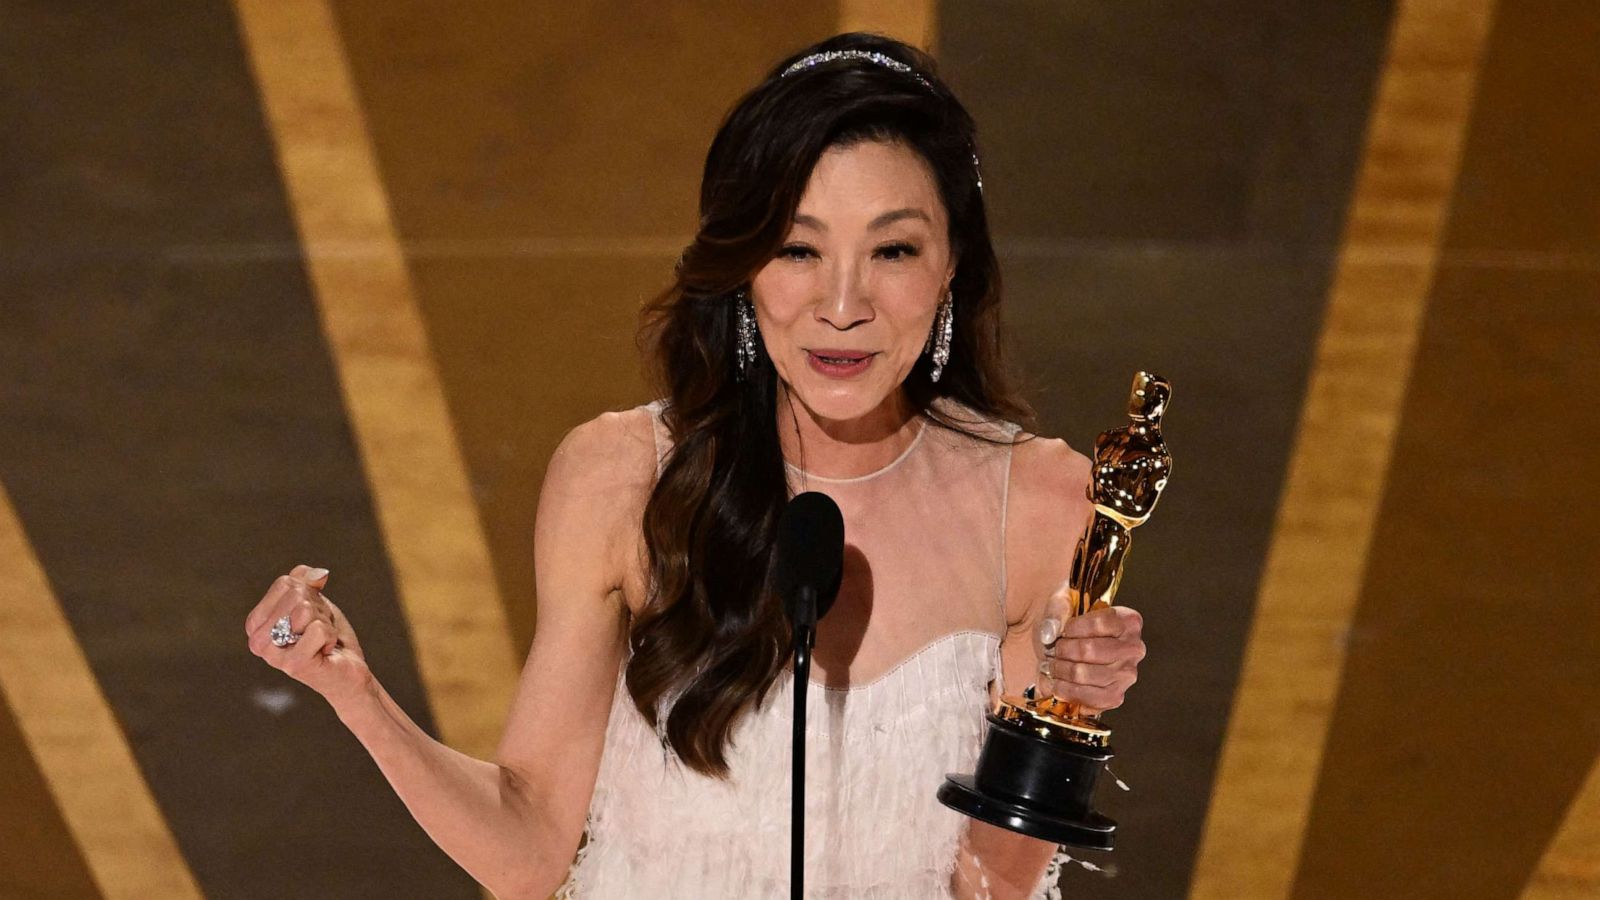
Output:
[
  {"xmin": 780, "ymin": 50, "xmax": 934, "ymax": 89},
  {"xmin": 778, "ymin": 49, "xmax": 984, "ymax": 193}
]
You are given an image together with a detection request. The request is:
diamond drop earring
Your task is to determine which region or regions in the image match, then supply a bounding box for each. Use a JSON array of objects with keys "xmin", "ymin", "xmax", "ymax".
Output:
[
  {"xmin": 735, "ymin": 290, "xmax": 759, "ymax": 379},
  {"xmin": 928, "ymin": 289, "xmax": 954, "ymax": 382}
]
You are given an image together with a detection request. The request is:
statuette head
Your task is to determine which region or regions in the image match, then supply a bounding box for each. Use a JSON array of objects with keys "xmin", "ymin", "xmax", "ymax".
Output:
[{"xmin": 1128, "ymin": 372, "xmax": 1170, "ymax": 424}]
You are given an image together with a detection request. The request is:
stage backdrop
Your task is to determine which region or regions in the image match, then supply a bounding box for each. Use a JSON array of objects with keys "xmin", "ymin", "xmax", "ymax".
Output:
[{"xmin": 1, "ymin": 2, "xmax": 1596, "ymax": 898}]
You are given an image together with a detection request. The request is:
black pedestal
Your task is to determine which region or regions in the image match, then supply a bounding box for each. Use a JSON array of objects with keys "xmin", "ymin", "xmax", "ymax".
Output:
[{"xmin": 937, "ymin": 712, "xmax": 1117, "ymax": 850}]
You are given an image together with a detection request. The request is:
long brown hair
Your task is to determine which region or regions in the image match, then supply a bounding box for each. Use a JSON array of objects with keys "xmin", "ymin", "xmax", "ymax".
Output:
[{"xmin": 631, "ymin": 32, "xmax": 1036, "ymax": 777}]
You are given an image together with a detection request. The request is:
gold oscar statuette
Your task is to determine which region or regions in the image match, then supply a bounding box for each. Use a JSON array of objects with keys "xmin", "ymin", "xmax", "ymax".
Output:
[{"xmin": 938, "ymin": 371, "xmax": 1173, "ymax": 850}]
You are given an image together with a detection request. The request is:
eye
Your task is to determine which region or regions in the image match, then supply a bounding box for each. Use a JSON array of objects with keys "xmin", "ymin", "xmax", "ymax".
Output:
[
  {"xmin": 778, "ymin": 243, "xmax": 817, "ymax": 261},
  {"xmin": 876, "ymin": 241, "xmax": 920, "ymax": 261}
]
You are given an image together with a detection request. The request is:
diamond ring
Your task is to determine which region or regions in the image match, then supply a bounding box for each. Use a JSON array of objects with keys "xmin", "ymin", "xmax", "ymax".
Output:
[{"xmin": 270, "ymin": 615, "xmax": 301, "ymax": 648}]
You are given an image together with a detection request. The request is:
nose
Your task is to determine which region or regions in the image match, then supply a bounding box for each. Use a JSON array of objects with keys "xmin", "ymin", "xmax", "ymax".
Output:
[{"xmin": 816, "ymin": 263, "xmax": 874, "ymax": 330}]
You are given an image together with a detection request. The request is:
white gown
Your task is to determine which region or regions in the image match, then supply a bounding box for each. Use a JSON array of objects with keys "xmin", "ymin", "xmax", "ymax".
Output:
[{"xmin": 557, "ymin": 398, "xmax": 1067, "ymax": 899}]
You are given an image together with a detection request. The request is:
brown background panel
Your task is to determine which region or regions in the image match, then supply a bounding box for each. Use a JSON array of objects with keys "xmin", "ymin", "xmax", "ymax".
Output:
[
  {"xmin": 402, "ymin": 253, "xmax": 678, "ymax": 640},
  {"xmin": 331, "ymin": 0, "xmax": 841, "ymax": 649},
  {"xmin": 0, "ymin": 686, "xmax": 99, "ymax": 899},
  {"xmin": 1443, "ymin": 2, "xmax": 1600, "ymax": 259},
  {"xmin": 1296, "ymin": 2, "xmax": 1600, "ymax": 896},
  {"xmin": 333, "ymin": 1, "xmax": 838, "ymax": 242},
  {"xmin": 1294, "ymin": 268, "xmax": 1600, "ymax": 899},
  {"xmin": 946, "ymin": 0, "xmax": 1396, "ymax": 247},
  {"xmin": 0, "ymin": 3, "xmax": 475, "ymax": 897},
  {"xmin": 940, "ymin": 1, "xmax": 1395, "ymax": 896}
]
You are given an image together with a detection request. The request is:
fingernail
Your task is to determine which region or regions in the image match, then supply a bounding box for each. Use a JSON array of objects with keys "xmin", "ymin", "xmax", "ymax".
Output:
[
  {"xmin": 306, "ymin": 567, "xmax": 330, "ymax": 582},
  {"xmin": 1037, "ymin": 618, "xmax": 1060, "ymax": 645}
]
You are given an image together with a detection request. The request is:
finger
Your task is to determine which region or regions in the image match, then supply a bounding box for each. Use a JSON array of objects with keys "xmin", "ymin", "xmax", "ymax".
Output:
[
  {"xmin": 245, "ymin": 574, "xmax": 301, "ymax": 635},
  {"xmin": 1054, "ymin": 667, "xmax": 1137, "ymax": 709},
  {"xmin": 1037, "ymin": 582, "xmax": 1079, "ymax": 645},
  {"xmin": 1053, "ymin": 635, "xmax": 1146, "ymax": 666},
  {"xmin": 1036, "ymin": 663, "xmax": 1059, "ymax": 697},
  {"xmin": 253, "ymin": 565, "xmax": 328, "ymax": 627},
  {"xmin": 1037, "ymin": 616, "xmax": 1062, "ymax": 646},
  {"xmin": 1058, "ymin": 606, "xmax": 1120, "ymax": 639},
  {"xmin": 322, "ymin": 597, "xmax": 357, "ymax": 651},
  {"xmin": 253, "ymin": 578, "xmax": 315, "ymax": 637},
  {"xmin": 1061, "ymin": 605, "xmax": 1141, "ymax": 640},
  {"xmin": 286, "ymin": 596, "xmax": 333, "ymax": 635},
  {"xmin": 282, "ymin": 620, "xmax": 338, "ymax": 672},
  {"xmin": 322, "ymin": 596, "xmax": 344, "ymax": 631},
  {"xmin": 292, "ymin": 564, "xmax": 331, "ymax": 588},
  {"xmin": 1040, "ymin": 657, "xmax": 1120, "ymax": 689},
  {"xmin": 249, "ymin": 599, "xmax": 307, "ymax": 657},
  {"xmin": 256, "ymin": 612, "xmax": 301, "ymax": 654},
  {"xmin": 1058, "ymin": 683, "xmax": 1125, "ymax": 713},
  {"xmin": 247, "ymin": 579, "xmax": 327, "ymax": 654}
]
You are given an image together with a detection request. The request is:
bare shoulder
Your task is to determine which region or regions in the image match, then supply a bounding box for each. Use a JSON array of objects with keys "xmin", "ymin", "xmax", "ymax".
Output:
[
  {"xmin": 539, "ymin": 405, "xmax": 660, "ymax": 605},
  {"xmin": 546, "ymin": 405, "xmax": 659, "ymax": 495},
  {"xmin": 1003, "ymin": 433, "xmax": 1093, "ymax": 627},
  {"xmin": 1011, "ymin": 433, "xmax": 1090, "ymax": 496}
]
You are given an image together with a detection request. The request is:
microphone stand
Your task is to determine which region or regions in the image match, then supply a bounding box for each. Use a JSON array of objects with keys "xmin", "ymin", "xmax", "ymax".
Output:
[{"xmin": 791, "ymin": 585, "xmax": 817, "ymax": 900}]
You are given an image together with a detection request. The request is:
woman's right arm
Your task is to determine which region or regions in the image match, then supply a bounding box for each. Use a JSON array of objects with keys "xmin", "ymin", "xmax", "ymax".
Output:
[{"xmin": 247, "ymin": 409, "xmax": 654, "ymax": 899}]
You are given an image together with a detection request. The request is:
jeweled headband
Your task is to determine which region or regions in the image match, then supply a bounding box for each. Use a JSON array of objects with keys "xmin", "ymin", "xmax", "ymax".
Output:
[
  {"xmin": 778, "ymin": 50, "xmax": 984, "ymax": 194},
  {"xmin": 781, "ymin": 49, "xmax": 934, "ymax": 89}
]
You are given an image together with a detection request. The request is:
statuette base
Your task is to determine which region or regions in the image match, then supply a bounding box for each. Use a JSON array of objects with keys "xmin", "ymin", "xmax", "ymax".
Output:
[{"xmin": 938, "ymin": 712, "xmax": 1117, "ymax": 851}]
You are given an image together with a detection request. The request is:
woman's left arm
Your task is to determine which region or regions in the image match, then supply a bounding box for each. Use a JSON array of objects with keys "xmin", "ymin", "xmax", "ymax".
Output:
[{"xmin": 950, "ymin": 436, "xmax": 1147, "ymax": 900}]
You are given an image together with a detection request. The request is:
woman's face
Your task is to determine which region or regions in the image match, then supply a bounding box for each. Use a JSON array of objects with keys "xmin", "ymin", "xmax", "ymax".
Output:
[{"xmin": 750, "ymin": 139, "xmax": 955, "ymax": 425}]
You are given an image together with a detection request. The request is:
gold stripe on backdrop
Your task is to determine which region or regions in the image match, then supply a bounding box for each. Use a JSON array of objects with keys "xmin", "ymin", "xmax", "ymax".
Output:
[
  {"xmin": 840, "ymin": 0, "xmax": 937, "ymax": 51},
  {"xmin": 1189, "ymin": 2, "xmax": 1496, "ymax": 898},
  {"xmin": 1522, "ymin": 754, "xmax": 1600, "ymax": 899},
  {"xmin": 232, "ymin": 0, "xmax": 518, "ymax": 761},
  {"xmin": 0, "ymin": 482, "xmax": 203, "ymax": 899}
]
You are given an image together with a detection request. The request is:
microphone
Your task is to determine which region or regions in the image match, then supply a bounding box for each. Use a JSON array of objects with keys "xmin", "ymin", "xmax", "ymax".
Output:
[
  {"xmin": 772, "ymin": 491, "xmax": 845, "ymax": 638},
  {"xmin": 771, "ymin": 490, "xmax": 843, "ymax": 900}
]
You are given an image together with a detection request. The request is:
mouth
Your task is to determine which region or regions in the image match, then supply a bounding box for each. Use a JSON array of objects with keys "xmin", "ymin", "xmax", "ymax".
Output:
[{"xmin": 806, "ymin": 349, "xmax": 876, "ymax": 378}]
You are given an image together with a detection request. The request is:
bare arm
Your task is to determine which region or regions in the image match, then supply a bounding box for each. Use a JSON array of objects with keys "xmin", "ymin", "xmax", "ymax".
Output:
[
  {"xmin": 952, "ymin": 436, "xmax": 1142, "ymax": 900},
  {"xmin": 248, "ymin": 409, "xmax": 654, "ymax": 899}
]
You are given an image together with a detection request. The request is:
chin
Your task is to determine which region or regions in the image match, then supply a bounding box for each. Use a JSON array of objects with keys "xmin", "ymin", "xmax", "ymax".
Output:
[{"xmin": 786, "ymin": 376, "xmax": 893, "ymax": 424}]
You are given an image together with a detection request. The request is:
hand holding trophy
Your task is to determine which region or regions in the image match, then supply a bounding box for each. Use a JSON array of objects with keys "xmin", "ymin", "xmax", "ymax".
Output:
[{"xmin": 939, "ymin": 372, "xmax": 1173, "ymax": 850}]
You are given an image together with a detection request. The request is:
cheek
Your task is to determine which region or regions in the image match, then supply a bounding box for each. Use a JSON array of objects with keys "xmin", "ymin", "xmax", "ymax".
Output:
[
  {"xmin": 750, "ymin": 262, "xmax": 807, "ymax": 318},
  {"xmin": 882, "ymin": 295, "xmax": 941, "ymax": 365},
  {"xmin": 750, "ymin": 274, "xmax": 798, "ymax": 319},
  {"xmin": 748, "ymin": 274, "xmax": 805, "ymax": 380}
]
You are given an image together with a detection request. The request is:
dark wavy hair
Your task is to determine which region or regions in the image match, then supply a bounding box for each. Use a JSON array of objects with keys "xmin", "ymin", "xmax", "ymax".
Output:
[{"xmin": 630, "ymin": 32, "xmax": 1037, "ymax": 777}]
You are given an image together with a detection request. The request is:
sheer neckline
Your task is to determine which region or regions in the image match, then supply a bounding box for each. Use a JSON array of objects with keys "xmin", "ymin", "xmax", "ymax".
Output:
[{"xmin": 784, "ymin": 417, "xmax": 930, "ymax": 484}]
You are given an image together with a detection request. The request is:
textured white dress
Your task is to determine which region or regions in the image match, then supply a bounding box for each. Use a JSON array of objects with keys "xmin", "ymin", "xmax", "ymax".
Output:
[{"xmin": 558, "ymin": 399, "xmax": 1066, "ymax": 899}]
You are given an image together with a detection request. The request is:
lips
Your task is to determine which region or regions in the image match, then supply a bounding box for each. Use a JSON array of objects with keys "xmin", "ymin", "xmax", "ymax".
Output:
[
  {"xmin": 806, "ymin": 349, "xmax": 876, "ymax": 378},
  {"xmin": 809, "ymin": 349, "xmax": 872, "ymax": 364}
]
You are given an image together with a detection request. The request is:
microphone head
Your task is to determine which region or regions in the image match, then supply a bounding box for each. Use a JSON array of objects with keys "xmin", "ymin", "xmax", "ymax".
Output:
[{"xmin": 771, "ymin": 491, "xmax": 845, "ymax": 624}]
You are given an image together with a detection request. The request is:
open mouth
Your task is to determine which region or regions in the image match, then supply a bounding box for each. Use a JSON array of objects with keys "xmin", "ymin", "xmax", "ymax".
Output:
[{"xmin": 807, "ymin": 350, "xmax": 875, "ymax": 377}]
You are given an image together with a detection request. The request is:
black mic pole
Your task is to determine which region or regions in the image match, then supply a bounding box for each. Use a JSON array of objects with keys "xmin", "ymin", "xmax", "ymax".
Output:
[
  {"xmin": 791, "ymin": 584, "xmax": 816, "ymax": 900},
  {"xmin": 772, "ymin": 491, "xmax": 842, "ymax": 900}
]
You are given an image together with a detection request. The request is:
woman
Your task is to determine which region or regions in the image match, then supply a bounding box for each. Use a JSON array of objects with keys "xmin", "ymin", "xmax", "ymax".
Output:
[{"xmin": 245, "ymin": 32, "xmax": 1146, "ymax": 899}]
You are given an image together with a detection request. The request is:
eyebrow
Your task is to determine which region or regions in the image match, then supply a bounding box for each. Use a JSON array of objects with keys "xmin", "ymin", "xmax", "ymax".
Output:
[{"xmin": 792, "ymin": 207, "xmax": 932, "ymax": 232}]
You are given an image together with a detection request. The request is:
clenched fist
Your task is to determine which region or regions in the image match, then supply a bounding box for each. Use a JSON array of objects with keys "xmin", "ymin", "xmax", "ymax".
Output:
[
  {"xmin": 1036, "ymin": 603, "xmax": 1145, "ymax": 715},
  {"xmin": 245, "ymin": 564, "xmax": 372, "ymax": 708}
]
